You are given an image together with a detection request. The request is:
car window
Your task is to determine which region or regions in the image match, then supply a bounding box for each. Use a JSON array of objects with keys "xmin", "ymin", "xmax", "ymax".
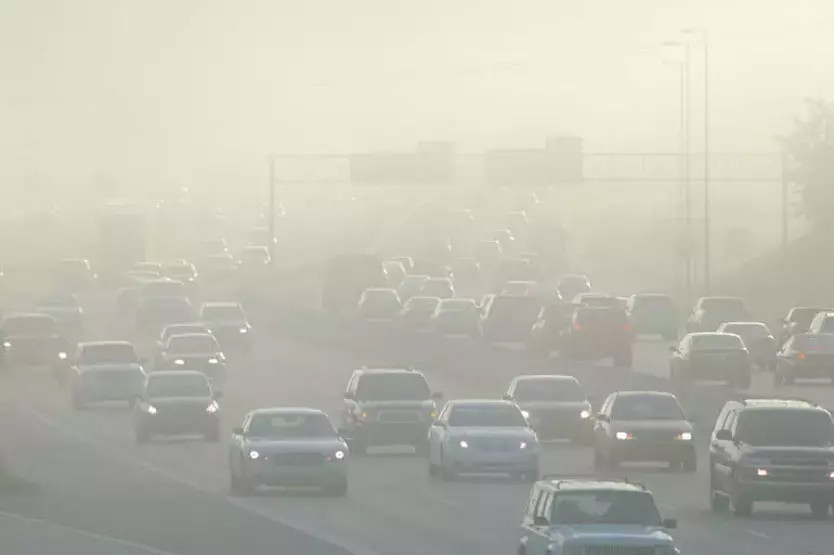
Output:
[
  {"xmin": 246, "ymin": 413, "xmax": 336, "ymax": 439},
  {"xmin": 549, "ymin": 491, "xmax": 661, "ymax": 526},
  {"xmin": 691, "ymin": 334, "xmax": 744, "ymax": 350},
  {"xmin": 513, "ymin": 379, "xmax": 585, "ymax": 402},
  {"xmin": 355, "ymin": 374, "xmax": 430, "ymax": 401},
  {"xmin": 818, "ymin": 317, "xmax": 834, "ymax": 334},
  {"xmin": 447, "ymin": 404, "xmax": 527, "ymax": 427},
  {"xmin": 611, "ymin": 395, "xmax": 685, "ymax": 420},
  {"xmin": 201, "ymin": 305, "xmax": 245, "ymax": 321},
  {"xmin": 146, "ymin": 374, "xmax": 210, "ymax": 397},
  {"xmin": 735, "ymin": 409, "xmax": 834, "ymax": 447}
]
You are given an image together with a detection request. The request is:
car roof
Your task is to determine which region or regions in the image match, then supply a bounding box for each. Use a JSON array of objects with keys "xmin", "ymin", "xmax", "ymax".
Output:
[
  {"xmin": 201, "ymin": 302, "xmax": 242, "ymax": 309},
  {"xmin": 613, "ymin": 390, "xmax": 677, "ymax": 399},
  {"xmin": 513, "ymin": 374, "xmax": 579, "ymax": 383},
  {"xmin": 249, "ymin": 407, "xmax": 326, "ymax": 417},
  {"xmin": 542, "ymin": 479, "xmax": 648, "ymax": 493},
  {"xmin": 729, "ymin": 397, "xmax": 823, "ymax": 410},
  {"xmin": 355, "ymin": 368, "xmax": 423, "ymax": 376},
  {"xmin": 447, "ymin": 399, "xmax": 516, "ymax": 407},
  {"xmin": 147, "ymin": 370, "xmax": 207, "ymax": 380},
  {"xmin": 79, "ymin": 340, "xmax": 134, "ymax": 348}
]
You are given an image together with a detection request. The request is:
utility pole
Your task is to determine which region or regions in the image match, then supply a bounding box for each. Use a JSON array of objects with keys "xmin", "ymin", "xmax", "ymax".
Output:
[
  {"xmin": 702, "ymin": 31, "xmax": 711, "ymax": 293},
  {"xmin": 268, "ymin": 155, "xmax": 276, "ymax": 258},
  {"xmin": 684, "ymin": 41, "xmax": 692, "ymax": 291}
]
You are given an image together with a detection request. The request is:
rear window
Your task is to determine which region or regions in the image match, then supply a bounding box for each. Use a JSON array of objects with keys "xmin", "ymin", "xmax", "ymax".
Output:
[
  {"xmin": 355, "ymin": 373, "xmax": 430, "ymax": 401},
  {"xmin": 788, "ymin": 308, "xmax": 830, "ymax": 325},
  {"xmin": 701, "ymin": 297, "xmax": 745, "ymax": 312},
  {"xmin": 691, "ymin": 334, "xmax": 744, "ymax": 350},
  {"xmin": 735, "ymin": 409, "xmax": 834, "ymax": 447},
  {"xmin": 818, "ymin": 317, "xmax": 834, "ymax": 334},
  {"xmin": 448, "ymin": 404, "xmax": 527, "ymax": 427},
  {"xmin": 575, "ymin": 307, "xmax": 628, "ymax": 325},
  {"xmin": 789, "ymin": 334, "xmax": 834, "ymax": 351}
]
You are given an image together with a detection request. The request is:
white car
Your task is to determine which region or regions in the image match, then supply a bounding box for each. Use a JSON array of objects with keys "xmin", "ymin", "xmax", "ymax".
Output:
[{"xmin": 427, "ymin": 399, "xmax": 539, "ymax": 481}]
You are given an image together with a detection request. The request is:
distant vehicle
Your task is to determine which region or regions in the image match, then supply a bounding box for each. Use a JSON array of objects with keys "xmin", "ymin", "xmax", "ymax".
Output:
[
  {"xmin": 1, "ymin": 313, "xmax": 69, "ymax": 370},
  {"xmin": 419, "ymin": 277, "xmax": 455, "ymax": 299},
  {"xmin": 774, "ymin": 333, "xmax": 834, "ymax": 385},
  {"xmin": 124, "ymin": 270, "xmax": 162, "ymax": 285},
  {"xmin": 482, "ymin": 295, "xmax": 542, "ymax": 343},
  {"xmin": 357, "ymin": 288, "xmax": 402, "ymax": 324},
  {"xmin": 322, "ymin": 254, "xmax": 386, "ymax": 313},
  {"xmin": 427, "ymin": 399, "xmax": 538, "ymax": 481},
  {"xmin": 69, "ymin": 341, "xmax": 145, "ymax": 409},
  {"xmin": 501, "ymin": 280, "xmax": 537, "ymax": 296},
  {"xmin": 709, "ymin": 397, "xmax": 834, "ymax": 517},
  {"xmin": 670, "ymin": 332, "xmax": 751, "ymax": 389},
  {"xmin": 55, "ymin": 258, "xmax": 97, "ymax": 291},
  {"xmin": 132, "ymin": 261, "xmax": 163, "ymax": 274},
  {"xmin": 410, "ymin": 259, "xmax": 453, "ymax": 279},
  {"xmin": 557, "ymin": 274, "xmax": 591, "ymax": 302},
  {"xmin": 686, "ymin": 296, "xmax": 750, "ymax": 333},
  {"xmin": 199, "ymin": 302, "xmax": 251, "ymax": 348},
  {"xmin": 390, "ymin": 256, "xmax": 414, "ymax": 272},
  {"xmin": 778, "ymin": 306, "xmax": 833, "ymax": 345},
  {"xmin": 528, "ymin": 302, "xmax": 572, "ymax": 356},
  {"xmin": 398, "ymin": 296, "xmax": 441, "ymax": 333},
  {"xmin": 136, "ymin": 295, "xmax": 195, "ymax": 333},
  {"xmin": 154, "ymin": 332, "xmax": 226, "ymax": 375},
  {"xmin": 382, "ymin": 260, "xmax": 407, "ymax": 287},
  {"xmin": 157, "ymin": 323, "xmax": 212, "ymax": 349},
  {"xmin": 237, "ymin": 246, "xmax": 271, "ymax": 268},
  {"xmin": 492, "ymin": 228, "xmax": 516, "ymax": 252},
  {"xmin": 626, "ymin": 293, "xmax": 679, "ymax": 339},
  {"xmin": 593, "ymin": 391, "xmax": 695, "ymax": 471},
  {"xmin": 571, "ymin": 292, "xmax": 621, "ymax": 308},
  {"xmin": 340, "ymin": 368, "xmax": 441, "ymax": 455},
  {"xmin": 559, "ymin": 307, "xmax": 633, "ymax": 368},
  {"xmin": 35, "ymin": 294, "xmax": 84, "ymax": 333},
  {"xmin": 138, "ymin": 278, "xmax": 187, "ymax": 301},
  {"xmin": 197, "ymin": 253, "xmax": 237, "ymax": 282},
  {"xmin": 807, "ymin": 311, "xmax": 834, "ymax": 335},
  {"xmin": 518, "ymin": 479, "xmax": 678, "ymax": 555},
  {"xmin": 199, "ymin": 238, "xmax": 230, "ymax": 256},
  {"xmin": 229, "ymin": 408, "xmax": 349, "ymax": 496},
  {"xmin": 162, "ymin": 261, "xmax": 198, "ymax": 283},
  {"xmin": 397, "ymin": 275, "xmax": 431, "ymax": 303},
  {"xmin": 134, "ymin": 371, "xmax": 221, "ymax": 443},
  {"xmin": 503, "ymin": 375, "xmax": 592, "ymax": 442},
  {"xmin": 717, "ymin": 322, "xmax": 777, "ymax": 371},
  {"xmin": 493, "ymin": 258, "xmax": 539, "ymax": 292},
  {"xmin": 432, "ymin": 298, "xmax": 481, "ymax": 338},
  {"xmin": 245, "ymin": 227, "xmax": 278, "ymax": 248},
  {"xmin": 473, "ymin": 239, "xmax": 503, "ymax": 268}
]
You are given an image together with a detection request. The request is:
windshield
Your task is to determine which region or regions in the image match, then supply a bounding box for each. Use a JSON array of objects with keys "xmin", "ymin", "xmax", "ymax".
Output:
[
  {"xmin": 721, "ymin": 324, "xmax": 770, "ymax": 340},
  {"xmin": 514, "ymin": 379, "xmax": 585, "ymax": 402},
  {"xmin": 691, "ymin": 334, "xmax": 745, "ymax": 350},
  {"xmin": 448, "ymin": 405, "xmax": 527, "ymax": 427},
  {"xmin": 4, "ymin": 316, "xmax": 56, "ymax": 336},
  {"xmin": 631, "ymin": 295, "xmax": 675, "ymax": 312},
  {"xmin": 736, "ymin": 410, "xmax": 834, "ymax": 447},
  {"xmin": 549, "ymin": 491, "xmax": 661, "ymax": 526},
  {"xmin": 167, "ymin": 335, "xmax": 219, "ymax": 353},
  {"xmin": 143, "ymin": 282, "xmax": 185, "ymax": 297},
  {"xmin": 247, "ymin": 413, "xmax": 337, "ymax": 439},
  {"xmin": 163, "ymin": 325, "xmax": 208, "ymax": 340},
  {"xmin": 81, "ymin": 344, "xmax": 137, "ymax": 364},
  {"xmin": 201, "ymin": 306, "xmax": 245, "ymax": 322},
  {"xmin": 789, "ymin": 334, "xmax": 834, "ymax": 352},
  {"xmin": 612, "ymin": 395, "xmax": 685, "ymax": 420},
  {"xmin": 701, "ymin": 297, "xmax": 746, "ymax": 313},
  {"xmin": 489, "ymin": 296, "xmax": 541, "ymax": 321},
  {"xmin": 788, "ymin": 308, "xmax": 830, "ymax": 325},
  {"xmin": 146, "ymin": 375, "xmax": 210, "ymax": 398},
  {"xmin": 355, "ymin": 374, "xmax": 430, "ymax": 401}
]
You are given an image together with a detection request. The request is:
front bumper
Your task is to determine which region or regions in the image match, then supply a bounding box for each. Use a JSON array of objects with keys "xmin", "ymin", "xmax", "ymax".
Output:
[
  {"xmin": 243, "ymin": 459, "xmax": 347, "ymax": 486},
  {"xmin": 608, "ymin": 440, "xmax": 695, "ymax": 462},
  {"xmin": 445, "ymin": 445, "xmax": 538, "ymax": 474},
  {"xmin": 528, "ymin": 412, "xmax": 592, "ymax": 440}
]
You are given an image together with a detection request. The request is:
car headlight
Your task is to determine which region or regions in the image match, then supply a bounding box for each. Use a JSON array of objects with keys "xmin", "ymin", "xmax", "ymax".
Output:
[
  {"xmin": 208, "ymin": 357, "xmax": 219, "ymax": 364},
  {"xmin": 248, "ymin": 450, "xmax": 260, "ymax": 460},
  {"xmin": 146, "ymin": 405, "xmax": 158, "ymax": 415},
  {"xmin": 615, "ymin": 431, "xmax": 633, "ymax": 440},
  {"xmin": 239, "ymin": 327, "xmax": 248, "ymax": 334},
  {"xmin": 331, "ymin": 450, "xmax": 346, "ymax": 461},
  {"xmin": 459, "ymin": 439, "xmax": 469, "ymax": 449},
  {"xmin": 2, "ymin": 341, "xmax": 10, "ymax": 348},
  {"xmin": 580, "ymin": 410, "xmax": 590, "ymax": 419},
  {"xmin": 756, "ymin": 468, "xmax": 769, "ymax": 477},
  {"xmin": 206, "ymin": 403, "xmax": 219, "ymax": 414},
  {"xmin": 519, "ymin": 441, "xmax": 528, "ymax": 450},
  {"xmin": 677, "ymin": 432, "xmax": 693, "ymax": 441},
  {"xmin": 174, "ymin": 359, "xmax": 185, "ymax": 365},
  {"xmin": 521, "ymin": 410, "xmax": 530, "ymax": 419},
  {"xmin": 58, "ymin": 352, "xmax": 68, "ymax": 360}
]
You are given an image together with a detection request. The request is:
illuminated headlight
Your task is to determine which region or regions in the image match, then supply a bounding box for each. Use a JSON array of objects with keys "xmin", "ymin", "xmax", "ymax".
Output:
[
  {"xmin": 206, "ymin": 403, "xmax": 219, "ymax": 414},
  {"xmin": 2, "ymin": 341, "xmax": 10, "ymax": 348},
  {"xmin": 756, "ymin": 468, "xmax": 769, "ymax": 477},
  {"xmin": 248, "ymin": 450, "xmax": 260, "ymax": 460},
  {"xmin": 208, "ymin": 358, "xmax": 219, "ymax": 364},
  {"xmin": 332, "ymin": 450, "xmax": 346, "ymax": 461},
  {"xmin": 580, "ymin": 410, "xmax": 590, "ymax": 419},
  {"xmin": 174, "ymin": 359, "xmax": 185, "ymax": 366},
  {"xmin": 239, "ymin": 327, "xmax": 248, "ymax": 334},
  {"xmin": 459, "ymin": 440, "xmax": 469, "ymax": 449},
  {"xmin": 58, "ymin": 352, "xmax": 68, "ymax": 360},
  {"xmin": 146, "ymin": 405, "xmax": 158, "ymax": 415},
  {"xmin": 676, "ymin": 432, "xmax": 693, "ymax": 441},
  {"xmin": 615, "ymin": 431, "xmax": 633, "ymax": 440},
  {"xmin": 519, "ymin": 441, "xmax": 528, "ymax": 450},
  {"xmin": 521, "ymin": 410, "xmax": 530, "ymax": 419},
  {"xmin": 429, "ymin": 410, "xmax": 437, "ymax": 419},
  {"xmin": 829, "ymin": 470, "xmax": 834, "ymax": 479}
]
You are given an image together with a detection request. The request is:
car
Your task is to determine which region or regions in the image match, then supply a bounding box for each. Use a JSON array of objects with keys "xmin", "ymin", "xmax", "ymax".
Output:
[
  {"xmin": 134, "ymin": 370, "xmax": 221, "ymax": 443},
  {"xmin": 493, "ymin": 258, "xmax": 539, "ymax": 292},
  {"xmin": 427, "ymin": 399, "xmax": 539, "ymax": 481},
  {"xmin": 418, "ymin": 277, "xmax": 455, "ymax": 299},
  {"xmin": 156, "ymin": 323, "xmax": 213, "ymax": 351},
  {"xmin": 154, "ymin": 332, "xmax": 226, "ymax": 374},
  {"xmin": 686, "ymin": 296, "xmax": 750, "ymax": 332},
  {"xmin": 229, "ymin": 408, "xmax": 349, "ymax": 496},
  {"xmin": 473, "ymin": 239, "xmax": 503, "ymax": 268},
  {"xmin": 670, "ymin": 332, "xmax": 751, "ymax": 389},
  {"xmin": 138, "ymin": 278, "xmax": 188, "ymax": 301},
  {"xmin": 124, "ymin": 270, "xmax": 162, "ymax": 286},
  {"xmin": 593, "ymin": 391, "xmax": 696, "ymax": 471},
  {"xmin": 398, "ymin": 296, "xmax": 441, "ymax": 333},
  {"xmin": 35, "ymin": 294, "xmax": 84, "ymax": 334},
  {"xmin": 559, "ymin": 306, "xmax": 633, "ymax": 368},
  {"xmin": 431, "ymin": 298, "xmax": 481, "ymax": 338},
  {"xmin": 199, "ymin": 238, "xmax": 230, "ymax": 255},
  {"xmin": 1, "ymin": 313, "xmax": 69, "ymax": 369},
  {"xmin": 55, "ymin": 258, "xmax": 97, "ymax": 291},
  {"xmin": 557, "ymin": 274, "xmax": 591, "ymax": 302},
  {"xmin": 709, "ymin": 397, "xmax": 834, "ymax": 517},
  {"xmin": 382, "ymin": 260, "xmax": 407, "ymax": 287},
  {"xmin": 197, "ymin": 253, "xmax": 238, "ymax": 282},
  {"xmin": 482, "ymin": 295, "xmax": 542, "ymax": 344},
  {"xmin": 136, "ymin": 295, "xmax": 195, "ymax": 333},
  {"xmin": 528, "ymin": 302, "xmax": 572, "ymax": 356},
  {"xmin": 69, "ymin": 341, "xmax": 146, "ymax": 409},
  {"xmin": 161, "ymin": 260, "xmax": 198, "ymax": 283},
  {"xmin": 397, "ymin": 275, "xmax": 431, "ymax": 303},
  {"xmin": 774, "ymin": 333, "xmax": 834, "ymax": 385},
  {"xmin": 503, "ymin": 375, "xmax": 592, "ymax": 442},
  {"xmin": 340, "ymin": 368, "xmax": 441, "ymax": 455},
  {"xmin": 807, "ymin": 311, "xmax": 834, "ymax": 335},
  {"xmin": 501, "ymin": 280, "xmax": 537, "ymax": 296},
  {"xmin": 237, "ymin": 246, "xmax": 271, "ymax": 268},
  {"xmin": 778, "ymin": 306, "xmax": 833, "ymax": 345},
  {"xmin": 199, "ymin": 302, "xmax": 252, "ymax": 349},
  {"xmin": 571, "ymin": 292, "xmax": 621, "ymax": 308},
  {"xmin": 717, "ymin": 321, "xmax": 777, "ymax": 371},
  {"xmin": 322, "ymin": 254, "xmax": 386, "ymax": 313},
  {"xmin": 390, "ymin": 255, "xmax": 414, "ymax": 272},
  {"xmin": 626, "ymin": 293, "xmax": 679, "ymax": 340},
  {"xmin": 357, "ymin": 288, "xmax": 402, "ymax": 324},
  {"xmin": 518, "ymin": 478, "xmax": 678, "ymax": 555}
]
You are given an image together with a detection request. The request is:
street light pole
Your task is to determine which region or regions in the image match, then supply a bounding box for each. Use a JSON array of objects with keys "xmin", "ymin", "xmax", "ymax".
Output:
[
  {"xmin": 268, "ymin": 155, "xmax": 276, "ymax": 257},
  {"xmin": 702, "ymin": 32, "xmax": 711, "ymax": 293}
]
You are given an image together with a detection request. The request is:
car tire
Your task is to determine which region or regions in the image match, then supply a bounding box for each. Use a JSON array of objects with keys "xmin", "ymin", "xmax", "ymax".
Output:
[
  {"xmin": 710, "ymin": 489, "xmax": 729, "ymax": 513},
  {"xmin": 810, "ymin": 501, "xmax": 830, "ymax": 519},
  {"xmin": 732, "ymin": 489, "xmax": 753, "ymax": 517}
]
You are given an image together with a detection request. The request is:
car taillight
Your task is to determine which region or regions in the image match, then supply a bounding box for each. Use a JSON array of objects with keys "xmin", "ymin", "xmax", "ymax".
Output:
[
  {"xmin": 797, "ymin": 352, "xmax": 805, "ymax": 360},
  {"xmin": 622, "ymin": 322, "xmax": 630, "ymax": 332},
  {"xmin": 573, "ymin": 323, "xmax": 582, "ymax": 331}
]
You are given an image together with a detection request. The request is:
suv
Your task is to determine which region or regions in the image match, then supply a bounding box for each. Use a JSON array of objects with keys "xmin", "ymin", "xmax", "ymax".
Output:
[
  {"xmin": 807, "ymin": 311, "xmax": 834, "ymax": 335},
  {"xmin": 626, "ymin": 293, "xmax": 679, "ymax": 340},
  {"xmin": 778, "ymin": 306, "xmax": 833, "ymax": 345},
  {"xmin": 559, "ymin": 307, "xmax": 633, "ymax": 368},
  {"xmin": 518, "ymin": 478, "xmax": 678, "ymax": 555},
  {"xmin": 339, "ymin": 368, "xmax": 442, "ymax": 455},
  {"xmin": 709, "ymin": 397, "xmax": 834, "ymax": 517},
  {"xmin": 686, "ymin": 296, "xmax": 749, "ymax": 332}
]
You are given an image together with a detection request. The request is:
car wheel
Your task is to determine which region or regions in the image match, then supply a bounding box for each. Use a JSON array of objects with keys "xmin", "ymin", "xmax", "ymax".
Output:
[
  {"xmin": 810, "ymin": 501, "xmax": 830, "ymax": 519},
  {"xmin": 732, "ymin": 486, "xmax": 753, "ymax": 517},
  {"xmin": 710, "ymin": 489, "xmax": 729, "ymax": 513}
]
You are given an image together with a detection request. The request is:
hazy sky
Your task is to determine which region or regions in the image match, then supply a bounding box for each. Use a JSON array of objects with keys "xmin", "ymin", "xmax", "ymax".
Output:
[{"xmin": 2, "ymin": 0, "xmax": 833, "ymax": 190}]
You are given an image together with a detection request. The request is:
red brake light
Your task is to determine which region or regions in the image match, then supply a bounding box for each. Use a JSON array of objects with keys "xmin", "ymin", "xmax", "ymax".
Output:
[
  {"xmin": 622, "ymin": 322, "xmax": 630, "ymax": 332},
  {"xmin": 797, "ymin": 352, "xmax": 805, "ymax": 360},
  {"xmin": 574, "ymin": 322, "xmax": 582, "ymax": 331}
]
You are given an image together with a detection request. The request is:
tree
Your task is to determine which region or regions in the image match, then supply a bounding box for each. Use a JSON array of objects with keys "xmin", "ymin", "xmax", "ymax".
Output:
[{"xmin": 783, "ymin": 99, "xmax": 834, "ymax": 233}]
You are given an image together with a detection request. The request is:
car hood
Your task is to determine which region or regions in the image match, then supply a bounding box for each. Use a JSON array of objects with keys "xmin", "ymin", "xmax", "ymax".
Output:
[
  {"xmin": 449, "ymin": 427, "xmax": 536, "ymax": 439},
  {"xmin": 206, "ymin": 320, "xmax": 248, "ymax": 329},
  {"xmin": 147, "ymin": 397, "xmax": 213, "ymax": 407},
  {"xmin": 610, "ymin": 420, "xmax": 693, "ymax": 433},
  {"xmin": 359, "ymin": 400, "xmax": 435, "ymax": 410},
  {"xmin": 244, "ymin": 438, "xmax": 347, "ymax": 453},
  {"xmin": 78, "ymin": 362, "xmax": 144, "ymax": 373},
  {"xmin": 554, "ymin": 524, "xmax": 673, "ymax": 544},
  {"xmin": 517, "ymin": 401, "xmax": 590, "ymax": 411}
]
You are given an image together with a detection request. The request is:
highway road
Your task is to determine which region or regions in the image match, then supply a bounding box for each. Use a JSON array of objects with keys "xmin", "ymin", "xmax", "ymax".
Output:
[{"xmin": 2, "ymin": 203, "xmax": 833, "ymax": 555}]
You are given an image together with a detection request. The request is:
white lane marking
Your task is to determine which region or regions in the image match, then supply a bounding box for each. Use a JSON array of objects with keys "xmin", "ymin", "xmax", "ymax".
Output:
[
  {"xmin": 746, "ymin": 529, "xmax": 770, "ymax": 540},
  {"xmin": 24, "ymin": 407, "xmax": 382, "ymax": 555},
  {"xmin": 0, "ymin": 510, "xmax": 179, "ymax": 555}
]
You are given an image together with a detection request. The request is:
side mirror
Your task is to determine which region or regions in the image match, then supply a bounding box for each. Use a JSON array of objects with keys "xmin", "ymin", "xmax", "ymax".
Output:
[
  {"xmin": 431, "ymin": 392, "xmax": 443, "ymax": 401},
  {"xmin": 596, "ymin": 413, "xmax": 610, "ymax": 423},
  {"xmin": 715, "ymin": 429, "xmax": 733, "ymax": 441},
  {"xmin": 662, "ymin": 518, "xmax": 677, "ymax": 529},
  {"xmin": 232, "ymin": 426, "xmax": 244, "ymax": 436},
  {"xmin": 502, "ymin": 393, "xmax": 513, "ymax": 401},
  {"xmin": 533, "ymin": 515, "xmax": 549, "ymax": 526}
]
